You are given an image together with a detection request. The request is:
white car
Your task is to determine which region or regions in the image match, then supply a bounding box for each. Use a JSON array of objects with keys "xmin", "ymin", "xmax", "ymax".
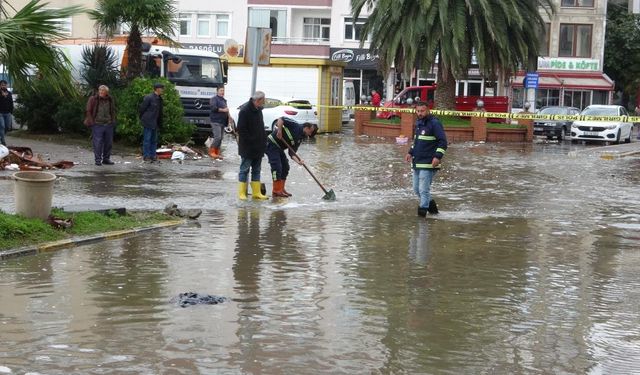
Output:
[
  {"xmin": 571, "ymin": 105, "xmax": 633, "ymax": 144},
  {"xmin": 230, "ymin": 98, "xmax": 318, "ymax": 133}
]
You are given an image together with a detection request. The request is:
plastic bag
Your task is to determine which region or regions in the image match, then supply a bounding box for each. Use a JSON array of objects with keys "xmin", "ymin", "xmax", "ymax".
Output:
[
  {"xmin": 204, "ymin": 137, "xmax": 214, "ymax": 148},
  {"xmin": 0, "ymin": 144, "xmax": 8, "ymax": 160}
]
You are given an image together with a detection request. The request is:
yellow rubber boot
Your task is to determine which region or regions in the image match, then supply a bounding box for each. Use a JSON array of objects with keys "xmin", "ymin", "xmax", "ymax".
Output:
[
  {"xmin": 250, "ymin": 181, "xmax": 269, "ymax": 200},
  {"xmin": 238, "ymin": 182, "xmax": 248, "ymax": 200}
]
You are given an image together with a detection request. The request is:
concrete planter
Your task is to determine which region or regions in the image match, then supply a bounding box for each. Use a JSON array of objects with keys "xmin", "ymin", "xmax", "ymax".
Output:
[{"xmin": 13, "ymin": 171, "xmax": 57, "ymax": 220}]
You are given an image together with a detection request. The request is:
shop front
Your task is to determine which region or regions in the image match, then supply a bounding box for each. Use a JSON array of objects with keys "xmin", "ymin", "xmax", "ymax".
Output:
[
  {"xmin": 330, "ymin": 47, "xmax": 383, "ymax": 103},
  {"xmin": 512, "ymin": 57, "xmax": 614, "ymax": 111}
]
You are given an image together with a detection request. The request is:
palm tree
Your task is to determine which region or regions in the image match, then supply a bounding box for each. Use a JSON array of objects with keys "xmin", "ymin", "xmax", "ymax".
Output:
[
  {"xmin": 0, "ymin": 0, "xmax": 83, "ymax": 94},
  {"xmin": 351, "ymin": 0, "xmax": 554, "ymax": 109},
  {"xmin": 91, "ymin": 0, "xmax": 177, "ymax": 81}
]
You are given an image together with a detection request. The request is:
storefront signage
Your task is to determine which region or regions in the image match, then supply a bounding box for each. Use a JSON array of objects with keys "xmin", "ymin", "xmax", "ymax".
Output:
[
  {"xmin": 181, "ymin": 43, "xmax": 245, "ymax": 58},
  {"xmin": 330, "ymin": 48, "xmax": 379, "ymax": 69},
  {"xmin": 537, "ymin": 57, "xmax": 600, "ymax": 72}
]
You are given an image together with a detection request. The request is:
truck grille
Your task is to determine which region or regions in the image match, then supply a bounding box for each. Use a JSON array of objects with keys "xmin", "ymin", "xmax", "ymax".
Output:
[{"xmin": 181, "ymin": 97, "xmax": 211, "ymax": 117}]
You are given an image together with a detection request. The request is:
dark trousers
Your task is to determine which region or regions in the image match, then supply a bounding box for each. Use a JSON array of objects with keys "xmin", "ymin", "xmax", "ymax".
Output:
[
  {"xmin": 143, "ymin": 127, "xmax": 158, "ymax": 159},
  {"xmin": 92, "ymin": 124, "xmax": 114, "ymax": 162},
  {"xmin": 266, "ymin": 143, "xmax": 290, "ymax": 181}
]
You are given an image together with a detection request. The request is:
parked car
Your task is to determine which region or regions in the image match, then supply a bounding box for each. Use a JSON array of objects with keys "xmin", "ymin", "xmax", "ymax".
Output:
[
  {"xmin": 570, "ymin": 105, "xmax": 633, "ymax": 144},
  {"xmin": 533, "ymin": 106, "xmax": 580, "ymax": 141},
  {"xmin": 230, "ymin": 98, "xmax": 318, "ymax": 134}
]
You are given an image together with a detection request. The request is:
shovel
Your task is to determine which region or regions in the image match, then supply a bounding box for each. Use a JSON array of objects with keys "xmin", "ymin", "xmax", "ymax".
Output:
[{"xmin": 283, "ymin": 141, "xmax": 336, "ymax": 201}]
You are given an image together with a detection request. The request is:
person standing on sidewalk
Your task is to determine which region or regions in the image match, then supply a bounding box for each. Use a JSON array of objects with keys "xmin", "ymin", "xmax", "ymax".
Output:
[
  {"xmin": 85, "ymin": 85, "xmax": 117, "ymax": 166},
  {"xmin": 0, "ymin": 80, "xmax": 14, "ymax": 146},
  {"xmin": 139, "ymin": 83, "xmax": 164, "ymax": 162},
  {"xmin": 371, "ymin": 89, "xmax": 381, "ymax": 107},
  {"xmin": 404, "ymin": 101, "xmax": 448, "ymax": 217},
  {"xmin": 209, "ymin": 86, "xmax": 229, "ymax": 160},
  {"xmin": 266, "ymin": 116, "xmax": 317, "ymax": 197},
  {"xmin": 236, "ymin": 91, "xmax": 268, "ymax": 200}
]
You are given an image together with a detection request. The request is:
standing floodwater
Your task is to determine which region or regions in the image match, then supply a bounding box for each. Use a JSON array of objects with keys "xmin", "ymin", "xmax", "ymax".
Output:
[{"xmin": 1, "ymin": 135, "xmax": 639, "ymax": 374}]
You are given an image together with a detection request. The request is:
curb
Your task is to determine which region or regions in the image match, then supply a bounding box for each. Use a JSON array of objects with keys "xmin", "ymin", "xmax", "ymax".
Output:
[{"xmin": 0, "ymin": 219, "xmax": 185, "ymax": 261}]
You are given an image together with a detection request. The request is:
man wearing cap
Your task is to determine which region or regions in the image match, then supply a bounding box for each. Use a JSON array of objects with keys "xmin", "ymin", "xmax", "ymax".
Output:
[{"xmin": 139, "ymin": 83, "xmax": 164, "ymax": 162}]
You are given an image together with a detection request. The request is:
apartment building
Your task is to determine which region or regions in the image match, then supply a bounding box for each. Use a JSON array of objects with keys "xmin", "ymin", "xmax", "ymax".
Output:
[
  {"xmin": 511, "ymin": 0, "xmax": 614, "ymax": 111},
  {"xmin": 8, "ymin": 0, "xmax": 621, "ymax": 113}
]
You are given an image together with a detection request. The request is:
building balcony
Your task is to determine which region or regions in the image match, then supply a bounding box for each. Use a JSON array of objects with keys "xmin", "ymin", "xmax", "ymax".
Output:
[
  {"xmin": 270, "ymin": 39, "xmax": 330, "ymax": 58},
  {"xmin": 272, "ymin": 36, "xmax": 330, "ymax": 45}
]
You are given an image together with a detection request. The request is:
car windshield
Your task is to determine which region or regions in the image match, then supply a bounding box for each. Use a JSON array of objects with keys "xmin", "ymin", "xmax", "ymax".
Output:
[
  {"xmin": 581, "ymin": 107, "xmax": 618, "ymax": 116},
  {"xmin": 165, "ymin": 55, "xmax": 223, "ymax": 87},
  {"xmin": 539, "ymin": 107, "xmax": 569, "ymax": 115}
]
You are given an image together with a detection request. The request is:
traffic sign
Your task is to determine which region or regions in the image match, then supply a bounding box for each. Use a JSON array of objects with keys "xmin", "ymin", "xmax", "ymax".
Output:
[{"xmin": 525, "ymin": 72, "xmax": 539, "ymax": 89}]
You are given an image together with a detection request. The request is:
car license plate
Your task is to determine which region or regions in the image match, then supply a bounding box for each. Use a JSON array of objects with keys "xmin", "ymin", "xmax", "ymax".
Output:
[
  {"xmin": 534, "ymin": 127, "xmax": 543, "ymax": 132},
  {"xmin": 583, "ymin": 131, "xmax": 600, "ymax": 136}
]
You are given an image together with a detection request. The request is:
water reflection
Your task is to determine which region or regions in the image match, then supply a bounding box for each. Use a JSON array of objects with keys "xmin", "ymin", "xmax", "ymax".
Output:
[{"xmin": 1, "ymin": 137, "xmax": 640, "ymax": 373}]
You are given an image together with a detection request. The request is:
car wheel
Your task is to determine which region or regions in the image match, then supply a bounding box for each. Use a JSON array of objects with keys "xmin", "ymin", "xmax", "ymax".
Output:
[
  {"xmin": 557, "ymin": 130, "xmax": 563, "ymax": 141},
  {"xmin": 615, "ymin": 129, "xmax": 621, "ymax": 144},
  {"xmin": 625, "ymin": 128, "xmax": 632, "ymax": 143},
  {"xmin": 546, "ymin": 135, "xmax": 554, "ymax": 140}
]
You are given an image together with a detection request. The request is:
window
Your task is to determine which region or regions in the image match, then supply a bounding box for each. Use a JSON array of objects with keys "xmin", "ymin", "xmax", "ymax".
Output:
[
  {"xmin": 216, "ymin": 15, "xmax": 229, "ymax": 37},
  {"xmin": 303, "ymin": 18, "xmax": 330, "ymax": 41},
  {"xmin": 561, "ymin": 0, "xmax": 594, "ymax": 7},
  {"xmin": 179, "ymin": 13, "xmax": 192, "ymax": 36},
  {"xmin": 114, "ymin": 22, "xmax": 130, "ymax": 35},
  {"xmin": 344, "ymin": 18, "xmax": 366, "ymax": 41},
  {"xmin": 559, "ymin": 24, "xmax": 592, "ymax": 57},
  {"xmin": 249, "ymin": 9, "xmax": 287, "ymax": 39},
  {"xmin": 468, "ymin": 82, "xmax": 482, "ymax": 96},
  {"xmin": 563, "ymin": 90, "xmax": 589, "ymax": 109},
  {"xmin": 537, "ymin": 89, "xmax": 560, "ymax": 108},
  {"xmin": 539, "ymin": 23, "xmax": 550, "ymax": 57},
  {"xmin": 197, "ymin": 15, "xmax": 210, "ymax": 37},
  {"xmin": 512, "ymin": 87, "xmax": 525, "ymax": 108},
  {"xmin": 592, "ymin": 90, "xmax": 608, "ymax": 105}
]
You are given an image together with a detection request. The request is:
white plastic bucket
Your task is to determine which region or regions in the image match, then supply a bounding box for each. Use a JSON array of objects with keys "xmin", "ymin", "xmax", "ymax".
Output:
[{"xmin": 13, "ymin": 171, "xmax": 57, "ymax": 220}]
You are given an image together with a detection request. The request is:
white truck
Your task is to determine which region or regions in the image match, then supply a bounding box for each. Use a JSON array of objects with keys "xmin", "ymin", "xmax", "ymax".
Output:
[{"xmin": 57, "ymin": 40, "xmax": 228, "ymax": 138}]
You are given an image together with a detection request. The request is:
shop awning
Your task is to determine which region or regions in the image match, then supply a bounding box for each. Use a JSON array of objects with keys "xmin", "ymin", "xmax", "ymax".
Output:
[{"xmin": 513, "ymin": 72, "xmax": 614, "ymax": 90}]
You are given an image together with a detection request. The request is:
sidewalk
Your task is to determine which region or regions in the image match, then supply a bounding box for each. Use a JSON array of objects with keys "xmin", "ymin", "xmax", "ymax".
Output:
[{"xmin": 568, "ymin": 139, "xmax": 640, "ymax": 158}]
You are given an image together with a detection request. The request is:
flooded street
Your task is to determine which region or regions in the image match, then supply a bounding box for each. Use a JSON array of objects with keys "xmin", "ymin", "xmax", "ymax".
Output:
[{"xmin": 1, "ymin": 132, "xmax": 640, "ymax": 374}]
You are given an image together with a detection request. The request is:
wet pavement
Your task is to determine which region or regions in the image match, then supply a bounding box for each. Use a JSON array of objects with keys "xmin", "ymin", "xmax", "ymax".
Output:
[{"xmin": 1, "ymin": 130, "xmax": 640, "ymax": 374}]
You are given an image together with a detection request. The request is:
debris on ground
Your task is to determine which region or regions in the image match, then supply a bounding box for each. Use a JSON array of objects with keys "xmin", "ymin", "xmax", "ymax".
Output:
[
  {"xmin": 0, "ymin": 145, "xmax": 75, "ymax": 171},
  {"xmin": 175, "ymin": 292, "xmax": 227, "ymax": 308},
  {"xmin": 164, "ymin": 202, "xmax": 202, "ymax": 219},
  {"xmin": 156, "ymin": 144, "xmax": 203, "ymax": 160},
  {"xmin": 47, "ymin": 215, "xmax": 74, "ymax": 230}
]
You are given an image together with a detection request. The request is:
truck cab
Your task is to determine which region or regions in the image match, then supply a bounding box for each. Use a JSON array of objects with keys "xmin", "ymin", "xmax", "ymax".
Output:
[
  {"xmin": 142, "ymin": 45, "xmax": 228, "ymax": 138},
  {"xmin": 56, "ymin": 39, "xmax": 229, "ymax": 139}
]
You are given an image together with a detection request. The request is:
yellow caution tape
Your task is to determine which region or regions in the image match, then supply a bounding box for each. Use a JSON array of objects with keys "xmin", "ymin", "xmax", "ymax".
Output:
[{"xmin": 308, "ymin": 104, "xmax": 640, "ymax": 123}]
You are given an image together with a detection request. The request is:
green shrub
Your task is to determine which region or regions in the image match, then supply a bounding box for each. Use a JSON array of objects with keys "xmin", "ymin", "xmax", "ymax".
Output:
[
  {"xmin": 53, "ymin": 94, "xmax": 87, "ymax": 135},
  {"xmin": 13, "ymin": 78, "xmax": 85, "ymax": 134},
  {"xmin": 112, "ymin": 77, "xmax": 195, "ymax": 145}
]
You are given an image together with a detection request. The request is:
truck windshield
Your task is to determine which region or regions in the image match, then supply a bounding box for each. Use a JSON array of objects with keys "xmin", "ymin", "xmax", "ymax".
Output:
[{"xmin": 165, "ymin": 55, "xmax": 222, "ymax": 86}]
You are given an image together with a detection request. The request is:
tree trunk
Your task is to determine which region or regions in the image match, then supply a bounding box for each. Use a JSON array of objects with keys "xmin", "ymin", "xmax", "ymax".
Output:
[
  {"xmin": 434, "ymin": 61, "xmax": 456, "ymax": 110},
  {"xmin": 126, "ymin": 24, "xmax": 143, "ymax": 81}
]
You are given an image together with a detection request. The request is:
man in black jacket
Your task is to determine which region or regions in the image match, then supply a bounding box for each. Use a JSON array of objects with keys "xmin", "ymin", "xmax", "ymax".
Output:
[
  {"xmin": 236, "ymin": 91, "xmax": 268, "ymax": 200},
  {"xmin": 0, "ymin": 80, "xmax": 13, "ymax": 146},
  {"xmin": 139, "ymin": 83, "xmax": 164, "ymax": 162}
]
